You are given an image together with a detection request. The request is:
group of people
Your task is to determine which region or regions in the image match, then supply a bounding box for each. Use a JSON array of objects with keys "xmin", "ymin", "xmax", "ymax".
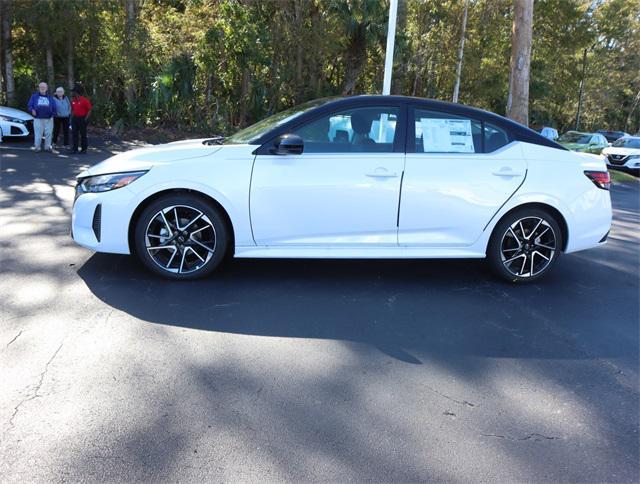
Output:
[{"xmin": 27, "ymin": 82, "xmax": 93, "ymax": 153}]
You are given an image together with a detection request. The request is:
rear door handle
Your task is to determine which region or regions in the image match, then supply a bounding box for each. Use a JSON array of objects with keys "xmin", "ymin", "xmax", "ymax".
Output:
[
  {"xmin": 365, "ymin": 168, "xmax": 399, "ymax": 178},
  {"xmin": 492, "ymin": 167, "xmax": 523, "ymax": 177}
]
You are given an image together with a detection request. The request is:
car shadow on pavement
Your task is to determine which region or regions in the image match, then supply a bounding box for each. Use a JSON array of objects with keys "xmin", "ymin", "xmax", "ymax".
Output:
[{"xmin": 77, "ymin": 245, "xmax": 638, "ymax": 367}]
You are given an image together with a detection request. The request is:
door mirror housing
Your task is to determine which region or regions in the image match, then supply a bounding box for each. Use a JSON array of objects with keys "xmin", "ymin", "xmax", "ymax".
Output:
[{"xmin": 271, "ymin": 134, "xmax": 304, "ymax": 155}]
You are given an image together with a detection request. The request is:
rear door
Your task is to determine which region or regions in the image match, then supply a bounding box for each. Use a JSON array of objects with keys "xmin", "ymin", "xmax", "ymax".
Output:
[{"xmin": 398, "ymin": 107, "xmax": 527, "ymax": 247}]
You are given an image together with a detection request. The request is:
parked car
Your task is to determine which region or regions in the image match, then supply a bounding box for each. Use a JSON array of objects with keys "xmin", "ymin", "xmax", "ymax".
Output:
[
  {"xmin": 597, "ymin": 129, "xmax": 630, "ymax": 143},
  {"xmin": 71, "ymin": 95, "xmax": 612, "ymax": 283},
  {"xmin": 540, "ymin": 126, "xmax": 558, "ymax": 140},
  {"xmin": 0, "ymin": 106, "xmax": 33, "ymax": 138},
  {"xmin": 602, "ymin": 136, "xmax": 640, "ymax": 175},
  {"xmin": 558, "ymin": 131, "xmax": 609, "ymax": 154}
]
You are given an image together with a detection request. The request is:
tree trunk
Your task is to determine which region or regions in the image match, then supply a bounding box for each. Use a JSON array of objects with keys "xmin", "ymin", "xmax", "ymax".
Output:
[
  {"xmin": 623, "ymin": 89, "xmax": 640, "ymax": 133},
  {"xmin": 67, "ymin": 31, "xmax": 74, "ymax": 89},
  {"xmin": 506, "ymin": 0, "xmax": 533, "ymax": 126},
  {"xmin": 452, "ymin": 0, "xmax": 469, "ymax": 103},
  {"xmin": 46, "ymin": 42, "xmax": 54, "ymax": 87},
  {"xmin": 575, "ymin": 47, "xmax": 588, "ymax": 130},
  {"xmin": 293, "ymin": 0, "xmax": 303, "ymax": 90},
  {"xmin": 124, "ymin": 0, "xmax": 139, "ymax": 121},
  {"xmin": 342, "ymin": 25, "xmax": 367, "ymax": 95},
  {"xmin": 1, "ymin": 0, "xmax": 15, "ymax": 106},
  {"xmin": 238, "ymin": 68, "xmax": 250, "ymax": 127}
]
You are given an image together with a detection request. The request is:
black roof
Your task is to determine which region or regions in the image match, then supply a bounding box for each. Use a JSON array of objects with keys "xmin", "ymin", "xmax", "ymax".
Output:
[{"xmin": 252, "ymin": 95, "xmax": 566, "ymax": 151}]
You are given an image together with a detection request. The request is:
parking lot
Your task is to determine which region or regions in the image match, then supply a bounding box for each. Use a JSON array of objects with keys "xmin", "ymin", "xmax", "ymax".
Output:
[{"xmin": 1, "ymin": 141, "xmax": 639, "ymax": 481}]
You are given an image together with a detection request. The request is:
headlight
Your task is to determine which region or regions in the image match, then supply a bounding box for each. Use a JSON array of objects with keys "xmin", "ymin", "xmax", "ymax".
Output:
[
  {"xmin": 77, "ymin": 171, "xmax": 147, "ymax": 194},
  {"xmin": 628, "ymin": 154, "xmax": 639, "ymax": 160},
  {"xmin": 0, "ymin": 114, "xmax": 27, "ymax": 124}
]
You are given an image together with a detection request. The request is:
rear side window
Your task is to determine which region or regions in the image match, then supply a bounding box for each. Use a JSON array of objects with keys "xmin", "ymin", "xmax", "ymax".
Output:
[
  {"xmin": 484, "ymin": 122, "xmax": 510, "ymax": 152},
  {"xmin": 413, "ymin": 108, "xmax": 511, "ymax": 154}
]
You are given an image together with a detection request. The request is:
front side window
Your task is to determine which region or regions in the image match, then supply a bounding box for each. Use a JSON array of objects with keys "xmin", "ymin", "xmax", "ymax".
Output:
[{"xmin": 292, "ymin": 106, "xmax": 400, "ymax": 153}]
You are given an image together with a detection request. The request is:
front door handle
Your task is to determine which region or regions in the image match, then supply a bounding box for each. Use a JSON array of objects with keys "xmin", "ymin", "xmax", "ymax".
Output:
[
  {"xmin": 492, "ymin": 167, "xmax": 523, "ymax": 177},
  {"xmin": 365, "ymin": 168, "xmax": 399, "ymax": 178}
]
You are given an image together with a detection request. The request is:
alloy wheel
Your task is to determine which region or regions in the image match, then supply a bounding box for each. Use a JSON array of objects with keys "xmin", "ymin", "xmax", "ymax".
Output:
[
  {"xmin": 500, "ymin": 216, "xmax": 557, "ymax": 278},
  {"xmin": 144, "ymin": 204, "xmax": 217, "ymax": 274}
]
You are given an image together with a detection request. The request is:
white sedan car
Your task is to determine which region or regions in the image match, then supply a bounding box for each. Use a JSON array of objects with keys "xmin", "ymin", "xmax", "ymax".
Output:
[
  {"xmin": 72, "ymin": 96, "xmax": 612, "ymax": 282},
  {"xmin": 0, "ymin": 105, "xmax": 33, "ymax": 139}
]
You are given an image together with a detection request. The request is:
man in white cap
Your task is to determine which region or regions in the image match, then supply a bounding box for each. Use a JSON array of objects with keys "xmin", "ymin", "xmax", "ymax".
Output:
[{"xmin": 52, "ymin": 86, "xmax": 72, "ymax": 148}]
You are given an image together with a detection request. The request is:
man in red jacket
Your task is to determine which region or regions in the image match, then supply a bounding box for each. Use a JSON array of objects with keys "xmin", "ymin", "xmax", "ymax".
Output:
[{"xmin": 70, "ymin": 85, "xmax": 92, "ymax": 154}]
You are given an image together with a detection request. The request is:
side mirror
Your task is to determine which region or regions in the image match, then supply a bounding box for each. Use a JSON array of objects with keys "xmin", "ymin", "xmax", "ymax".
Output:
[{"xmin": 271, "ymin": 134, "xmax": 304, "ymax": 155}]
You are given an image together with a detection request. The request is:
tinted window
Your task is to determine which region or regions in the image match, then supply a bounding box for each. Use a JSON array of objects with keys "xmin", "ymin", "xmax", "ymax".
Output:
[
  {"xmin": 612, "ymin": 137, "xmax": 640, "ymax": 148},
  {"xmin": 414, "ymin": 109, "xmax": 509, "ymax": 153},
  {"xmin": 559, "ymin": 132, "xmax": 591, "ymax": 144},
  {"xmin": 484, "ymin": 122, "xmax": 510, "ymax": 152},
  {"xmin": 293, "ymin": 106, "xmax": 399, "ymax": 153}
]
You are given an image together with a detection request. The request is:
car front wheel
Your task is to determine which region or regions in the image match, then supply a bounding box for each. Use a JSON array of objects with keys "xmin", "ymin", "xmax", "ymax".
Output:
[
  {"xmin": 487, "ymin": 208, "xmax": 562, "ymax": 283},
  {"xmin": 134, "ymin": 194, "xmax": 229, "ymax": 279}
]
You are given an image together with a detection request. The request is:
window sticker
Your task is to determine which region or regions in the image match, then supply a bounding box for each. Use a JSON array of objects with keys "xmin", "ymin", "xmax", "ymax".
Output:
[{"xmin": 420, "ymin": 118, "xmax": 475, "ymax": 153}]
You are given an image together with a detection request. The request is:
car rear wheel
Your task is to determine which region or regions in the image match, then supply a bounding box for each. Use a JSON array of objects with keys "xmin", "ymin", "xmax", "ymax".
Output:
[
  {"xmin": 134, "ymin": 194, "xmax": 229, "ymax": 279},
  {"xmin": 487, "ymin": 208, "xmax": 562, "ymax": 283}
]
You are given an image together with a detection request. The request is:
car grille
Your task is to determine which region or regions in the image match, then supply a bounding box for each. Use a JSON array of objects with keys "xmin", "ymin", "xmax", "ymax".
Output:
[{"xmin": 608, "ymin": 154, "xmax": 627, "ymax": 166}]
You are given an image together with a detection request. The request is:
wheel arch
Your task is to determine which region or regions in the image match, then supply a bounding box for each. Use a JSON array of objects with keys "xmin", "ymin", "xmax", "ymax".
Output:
[
  {"xmin": 490, "ymin": 202, "xmax": 569, "ymax": 252},
  {"xmin": 127, "ymin": 188, "xmax": 235, "ymax": 256}
]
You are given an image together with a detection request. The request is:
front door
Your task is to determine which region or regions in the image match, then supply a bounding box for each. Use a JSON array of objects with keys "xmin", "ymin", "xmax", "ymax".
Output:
[{"xmin": 250, "ymin": 105, "xmax": 404, "ymax": 246}]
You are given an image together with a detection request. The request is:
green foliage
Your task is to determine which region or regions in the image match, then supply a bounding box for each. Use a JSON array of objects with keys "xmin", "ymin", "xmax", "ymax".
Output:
[{"xmin": 3, "ymin": 0, "xmax": 638, "ymax": 134}]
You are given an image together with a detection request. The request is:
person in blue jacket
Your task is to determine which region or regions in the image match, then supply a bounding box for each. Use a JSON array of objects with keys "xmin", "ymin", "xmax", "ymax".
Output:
[
  {"xmin": 27, "ymin": 82, "xmax": 57, "ymax": 152},
  {"xmin": 52, "ymin": 87, "xmax": 72, "ymax": 148}
]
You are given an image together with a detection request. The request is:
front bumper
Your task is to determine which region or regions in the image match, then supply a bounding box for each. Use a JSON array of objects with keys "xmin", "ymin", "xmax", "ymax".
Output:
[
  {"xmin": 0, "ymin": 120, "xmax": 32, "ymax": 137},
  {"xmin": 71, "ymin": 186, "xmax": 136, "ymax": 254},
  {"xmin": 605, "ymin": 155, "xmax": 640, "ymax": 170}
]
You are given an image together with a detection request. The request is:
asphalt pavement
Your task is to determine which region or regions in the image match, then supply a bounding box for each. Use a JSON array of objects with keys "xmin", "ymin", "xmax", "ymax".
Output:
[{"xmin": 1, "ymin": 138, "xmax": 639, "ymax": 482}]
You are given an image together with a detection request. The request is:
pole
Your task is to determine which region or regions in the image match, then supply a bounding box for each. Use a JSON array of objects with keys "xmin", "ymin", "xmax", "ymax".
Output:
[{"xmin": 382, "ymin": 0, "xmax": 398, "ymax": 95}]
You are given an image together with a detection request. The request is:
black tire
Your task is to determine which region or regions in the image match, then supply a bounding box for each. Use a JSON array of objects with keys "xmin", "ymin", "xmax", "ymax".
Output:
[
  {"xmin": 487, "ymin": 208, "xmax": 563, "ymax": 283},
  {"xmin": 134, "ymin": 194, "xmax": 230, "ymax": 280}
]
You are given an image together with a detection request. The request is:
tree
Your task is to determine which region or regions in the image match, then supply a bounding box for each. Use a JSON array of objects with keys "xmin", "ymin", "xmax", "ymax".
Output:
[
  {"xmin": 452, "ymin": 0, "xmax": 469, "ymax": 103},
  {"xmin": 1, "ymin": 0, "xmax": 15, "ymax": 106},
  {"xmin": 506, "ymin": 0, "xmax": 534, "ymax": 125}
]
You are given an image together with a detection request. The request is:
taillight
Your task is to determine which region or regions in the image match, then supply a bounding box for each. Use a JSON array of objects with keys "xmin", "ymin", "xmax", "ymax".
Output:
[{"xmin": 584, "ymin": 170, "xmax": 610, "ymax": 190}]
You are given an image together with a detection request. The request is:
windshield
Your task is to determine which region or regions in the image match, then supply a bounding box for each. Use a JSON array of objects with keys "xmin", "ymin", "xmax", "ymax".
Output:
[
  {"xmin": 559, "ymin": 132, "xmax": 591, "ymax": 144},
  {"xmin": 612, "ymin": 137, "xmax": 640, "ymax": 148},
  {"xmin": 225, "ymin": 98, "xmax": 337, "ymax": 144}
]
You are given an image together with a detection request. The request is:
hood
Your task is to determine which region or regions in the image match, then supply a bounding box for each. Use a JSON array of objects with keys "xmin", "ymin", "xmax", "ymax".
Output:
[
  {"xmin": 78, "ymin": 139, "xmax": 224, "ymax": 178},
  {"xmin": 602, "ymin": 146, "xmax": 640, "ymax": 156},
  {"xmin": 0, "ymin": 106, "xmax": 34, "ymax": 121}
]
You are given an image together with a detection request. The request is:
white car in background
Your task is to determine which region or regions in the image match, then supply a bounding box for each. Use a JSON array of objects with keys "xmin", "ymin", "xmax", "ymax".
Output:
[
  {"xmin": 602, "ymin": 136, "xmax": 640, "ymax": 174},
  {"xmin": 71, "ymin": 96, "xmax": 612, "ymax": 283},
  {"xmin": 0, "ymin": 105, "xmax": 33, "ymax": 139}
]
